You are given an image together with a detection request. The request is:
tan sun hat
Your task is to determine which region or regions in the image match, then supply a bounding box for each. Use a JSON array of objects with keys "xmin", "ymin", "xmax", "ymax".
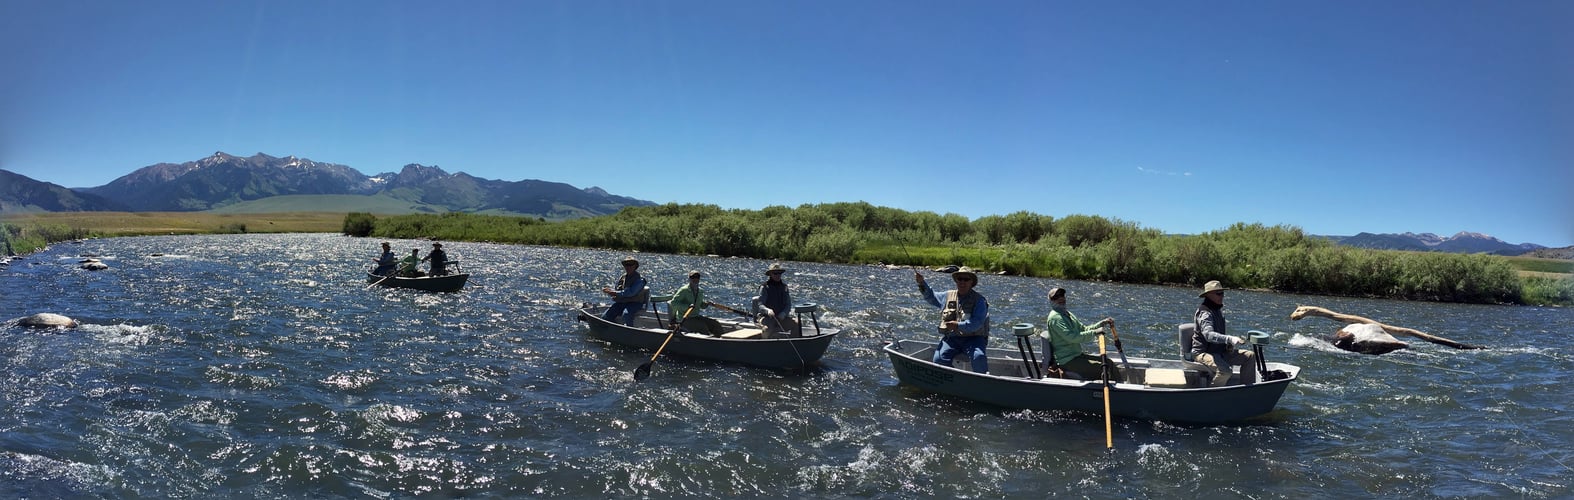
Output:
[
  {"xmin": 765, "ymin": 263, "xmax": 786, "ymax": 275},
  {"xmin": 952, "ymin": 266, "xmax": 978, "ymax": 282},
  {"xmin": 1199, "ymin": 280, "xmax": 1227, "ymax": 297}
]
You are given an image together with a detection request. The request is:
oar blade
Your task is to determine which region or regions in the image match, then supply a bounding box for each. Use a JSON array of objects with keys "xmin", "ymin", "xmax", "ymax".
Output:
[{"xmin": 633, "ymin": 361, "xmax": 654, "ymax": 381}]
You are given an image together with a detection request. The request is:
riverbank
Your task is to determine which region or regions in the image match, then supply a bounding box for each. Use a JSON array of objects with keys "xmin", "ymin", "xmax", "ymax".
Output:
[
  {"xmin": 1, "ymin": 212, "xmax": 345, "ymax": 254},
  {"xmin": 5, "ymin": 208, "xmax": 1571, "ymax": 306}
]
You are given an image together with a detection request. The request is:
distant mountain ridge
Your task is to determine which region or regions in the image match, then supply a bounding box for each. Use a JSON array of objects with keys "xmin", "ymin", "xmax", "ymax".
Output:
[
  {"xmin": 3, "ymin": 152, "xmax": 654, "ymax": 219},
  {"xmin": 0, "ymin": 169, "xmax": 129, "ymax": 212},
  {"xmin": 1332, "ymin": 231, "xmax": 1546, "ymax": 256}
]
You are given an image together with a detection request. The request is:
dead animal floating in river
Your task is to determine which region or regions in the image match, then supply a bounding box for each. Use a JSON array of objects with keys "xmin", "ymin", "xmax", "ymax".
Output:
[{"xmin": 1288, "ymin": 305, "xmax": 1485, "ymax": 353}]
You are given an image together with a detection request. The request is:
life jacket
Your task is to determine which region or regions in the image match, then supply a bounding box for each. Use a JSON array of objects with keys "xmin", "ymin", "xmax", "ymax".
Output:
[
  {"xmin": 613, "ymin": 273, "xmax": 648, "ymax": 303},
  {"xmin": 940, "ymin": 290, "xmax": 989, "ymax": 337}
]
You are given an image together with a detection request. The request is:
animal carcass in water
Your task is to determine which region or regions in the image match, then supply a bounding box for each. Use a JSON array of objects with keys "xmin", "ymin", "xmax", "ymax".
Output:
[
  {"xmin": 1331, "ymin": 323, "xmax": 1408, "ymax": 355},
  {"xmin": 17, "ymin": 313, "xmax": 79, "ymax": 329}
]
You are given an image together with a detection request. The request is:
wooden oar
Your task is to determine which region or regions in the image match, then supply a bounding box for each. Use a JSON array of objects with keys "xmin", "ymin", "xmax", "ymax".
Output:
[
  {"xmin": 1098, "ymin": 333, "xmax": 1113, "ymax": 449},
  {"xmin": 633, "ymin": 305, "xmax": 696, "ymax": 381},
  {"xmin": 1108, "ymin": 321, "xmax": 1133, "ymax": 382},
  {"xmin": 707, "ymin": 302, "xmax": 752, "ymax": 318}
]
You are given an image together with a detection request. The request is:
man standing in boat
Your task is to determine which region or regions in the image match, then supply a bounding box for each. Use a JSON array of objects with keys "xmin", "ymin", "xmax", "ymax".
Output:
[
  {"xmin": 915, "ymin": 266, "xmax": 990, "ymax": 373},
  {"xmin": 601, "ymin": 256, "xmax": 649, "ymax": 327},
  {"xmin": 669, "ymin": 270, "xmax": 728, "ymax": 336},
  {"xmin": 1041, "ymin": 287, "xmax": 1122, "ymax": 381},
  {"xmin": 421, "ymin": 242, "xmax": 450, "ymax": 276},
  {"xmin": 1192, "ymin": 280, "xmax": 1257, "ymax": 386}
]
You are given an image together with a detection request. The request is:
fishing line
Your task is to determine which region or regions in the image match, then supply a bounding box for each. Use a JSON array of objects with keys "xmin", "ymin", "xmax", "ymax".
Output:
[
  {"xmin": 1489, "ymin": 395, "xmax": 1574, "ymax": 476},
  {"xmin": 1284, "ymin": 333, "xmax": 1567, "ymax": 474}
]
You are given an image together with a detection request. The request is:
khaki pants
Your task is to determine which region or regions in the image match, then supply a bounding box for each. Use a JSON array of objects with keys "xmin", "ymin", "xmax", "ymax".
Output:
[
  {"xmin": 760, "ymin": 314, "xmax": 801, "ymax": 337},
  {"xmin": 1196, "ymin": 349, "xmax": 1257, "ymax": 386}
]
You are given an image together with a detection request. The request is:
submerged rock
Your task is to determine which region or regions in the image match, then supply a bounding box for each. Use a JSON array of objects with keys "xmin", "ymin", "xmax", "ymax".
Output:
[
  {"xmin": 1330, "ymin": 323, "xmax": 1408, "ymax": 355},
  {"xmin": 81, "ymin": 260, "xmax": 109, "ymax": 270},
  {"xmin": 17, "ymin": 313, "xmax": 79, "ymax": 329}
]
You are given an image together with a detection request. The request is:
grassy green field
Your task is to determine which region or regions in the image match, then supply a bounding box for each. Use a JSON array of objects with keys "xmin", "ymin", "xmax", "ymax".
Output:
[
  {"xmin": 1506, "ymin": 255, "xmax": 1574, "ymax": 275},
  {"xmin": 0, "ymin": 211, "xmax": 346, "ymax": 236},
  {"xmin": 208, "ymin": 194, "xmax": 447, "ymax": 215}
]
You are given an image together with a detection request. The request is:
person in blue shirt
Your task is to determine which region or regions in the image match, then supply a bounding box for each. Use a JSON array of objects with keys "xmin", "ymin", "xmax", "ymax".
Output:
[
  {"xmin": 371, "ymin": 242, "xmax": 397, "ymax": 276},
  {"xmin": 915, "ymin": 266, "xmax": 990, "ymax": 373},
  {"xmin": 600, "ymin": 256, "xmax": 648, "ymax": 326}
]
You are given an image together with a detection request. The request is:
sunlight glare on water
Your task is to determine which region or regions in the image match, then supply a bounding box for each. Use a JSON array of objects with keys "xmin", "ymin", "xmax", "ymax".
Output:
[{"xmin": 1, "ymin": 233, "xmax": 1570, "ymax": 497}]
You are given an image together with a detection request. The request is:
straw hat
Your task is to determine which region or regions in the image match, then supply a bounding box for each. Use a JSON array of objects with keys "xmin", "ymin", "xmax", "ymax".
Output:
[
  {"xmin": 952, "ymin": 266, "xmax": 978, "ymax": 281},
  {"xmin": 765, "ymin": 263, "xmax": 787, "ymax": 275},
  {"xmin": 1199, "ymin": 280, "xmax": 1227, "ymax": 297}
]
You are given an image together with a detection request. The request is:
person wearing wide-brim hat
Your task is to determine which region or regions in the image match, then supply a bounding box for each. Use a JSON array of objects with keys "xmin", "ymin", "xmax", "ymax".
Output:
[
  {"xmin": 668, "ymin": 270, "xmax": 727, "ymax": 336},
  {"xmin": 1190, "ymin": 280, "xmax": 1256, "ymax": 386},
  {"xmin": 421, "ymin": 241, "xmax": 450, "ymax": 276},
  {"xmin": 600, "ymin": 256, "xmax": 649, "ymax": 326},
  {"xmin": 372, "ymin": 242, "xmax": 398, "ymax": 276},
  {"xmin": 913, "ymin": 265, "xmax": 991, "ymax": 373},
  {"xmin": 755, "ymin": 263, "xmax": 799, "ymax": 337},
  {"xmin": 1039, "ymin": 286, "xmax": 1121, "ymax": 381}
]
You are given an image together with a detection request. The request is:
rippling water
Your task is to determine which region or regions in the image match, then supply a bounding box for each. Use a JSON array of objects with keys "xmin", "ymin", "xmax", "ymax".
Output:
[{"xmin": 3, "ymin": 233, "xmax": 1570, "ymax": 498}]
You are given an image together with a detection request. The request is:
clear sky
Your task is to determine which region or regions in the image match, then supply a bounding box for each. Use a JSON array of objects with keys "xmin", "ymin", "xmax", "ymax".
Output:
[{"xmin": 3, "ymin": 1, "xmax": 1571, "ymax": 247}]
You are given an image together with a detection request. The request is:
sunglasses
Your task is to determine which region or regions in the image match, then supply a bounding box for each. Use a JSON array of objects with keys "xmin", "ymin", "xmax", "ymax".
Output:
[{"xmin": 769, "ymin": 271, "xmax": 784, "ymax": 275}]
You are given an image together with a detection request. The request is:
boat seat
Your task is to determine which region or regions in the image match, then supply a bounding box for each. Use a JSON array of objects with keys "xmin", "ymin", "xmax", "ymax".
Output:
[
  {"xmin": 721, "ymin": 328, "xmax": 765, "ymax": 339},
  {"xmin": 1177, "ymin": 323, "xmax": 1196, "ymax": 361},
  {"xmin": 1176, "ymin": 322, "xmax": 1223, "ymax": 382},
  {"xmin": 1145, "ymin": 368, "xmax": 1189, "ymax": 388}
]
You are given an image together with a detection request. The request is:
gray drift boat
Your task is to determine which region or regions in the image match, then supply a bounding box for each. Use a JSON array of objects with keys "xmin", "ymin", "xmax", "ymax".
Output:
[
  {"xmin": 365, "ymin": 270, "xmax": 469, "ymax": 292},
  {"xmin": 884, "ymin": 323, "xmax": 1299, "ymax": 424},
  {"xmin": 576, "ymin": 302, "xmax": 839, "ymax": 372}
]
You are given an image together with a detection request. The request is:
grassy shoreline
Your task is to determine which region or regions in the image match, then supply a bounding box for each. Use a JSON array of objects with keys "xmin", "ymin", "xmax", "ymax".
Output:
[{"xmin": 5, "ymin": 210, "xmax": 1570, "ymax": 306}]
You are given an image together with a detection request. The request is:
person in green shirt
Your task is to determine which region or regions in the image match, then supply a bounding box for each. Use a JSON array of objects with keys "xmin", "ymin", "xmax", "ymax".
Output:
[
  {"xmin": 397, "ymin": 248, "xmax": 425, "ymax": 277},
  {"xmin": 668, "ymin": 270, "xmax": 727, "ymax": 336},
  {"xmin": 1040, "ymin": 287, "xmax": 1122, "ymax": 381}
]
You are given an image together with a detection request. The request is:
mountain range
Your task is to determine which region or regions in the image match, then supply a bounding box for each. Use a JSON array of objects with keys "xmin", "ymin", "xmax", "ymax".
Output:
[
  {"xmin": 2, "ymin": 152, "xmax": 654, "ymax": 219},
  {"xmin": 1328, "ymin": 231, "xmax": 1545, "ymax": 256}
]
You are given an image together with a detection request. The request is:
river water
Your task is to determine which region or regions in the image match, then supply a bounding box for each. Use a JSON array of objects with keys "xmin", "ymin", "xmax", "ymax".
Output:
[{"xmin": 2, "ymin": 233, "xmax": 1570, "ymax": 498}]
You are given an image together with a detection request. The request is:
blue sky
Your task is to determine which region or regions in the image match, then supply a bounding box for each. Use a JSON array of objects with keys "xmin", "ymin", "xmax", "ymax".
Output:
[{"xmin": 3, "ymin": 1, "xmax": 1571, "ymax": 247}]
